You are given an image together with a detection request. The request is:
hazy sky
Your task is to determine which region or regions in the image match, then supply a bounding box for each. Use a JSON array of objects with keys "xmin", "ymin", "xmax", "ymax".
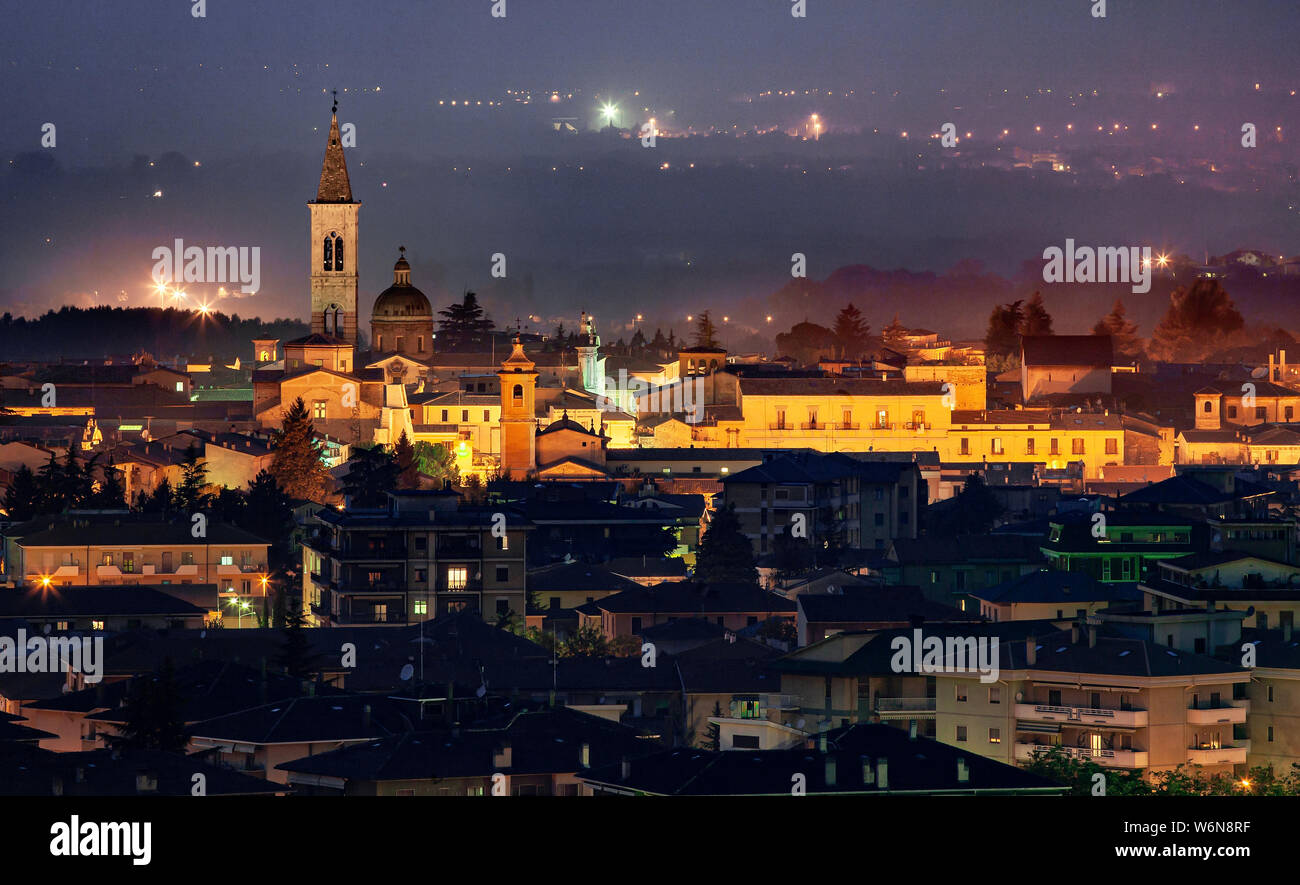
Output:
[{"xmin": 3, "ymin": 0, "xmax": 1299, "ymax": 342}]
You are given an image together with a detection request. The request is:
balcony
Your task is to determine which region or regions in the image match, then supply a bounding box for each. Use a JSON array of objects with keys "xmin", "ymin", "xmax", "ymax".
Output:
[
  {"xmin": 875, "ymin": 697, "xmax": 937, "ymax": 718},
  {"xmin": 1187, "ymin": 743, "xmax": 1248, "ymax": 765},
  {"xmin": 834, "ymin": 422, "xmax": 860, "ymax": 431},
  {"xmin": 436, "ymin": 578, "xmax": 483, "ymax": 593},
  {"xmin": 1014, "ymin": 703, "xmax": 1148, "ymax": 728},
  {"xmin": 760, "ymin": 693, "xmax": 799, "ymax": 711},
  {"xmin": 436, "ymin": 539, "xmax": 484, "ymax": 559},
  {"xmin": 333, "ymin": 610, "xmax": 408, "ymax": 625},
  {"xmin": 1187, "ymin": 704, "xmax": 1247, "ymax": 726},
  {"xmin": 768, "ymin": 423, "xmax": 794, "ymax": 432},
  {"xmin": 799, "ymin": 422, "xmax": 823, "ymax": 431},
  {"xmin": 1014, "ymin": 742, "xmax": 1148, "ymax": 768}
]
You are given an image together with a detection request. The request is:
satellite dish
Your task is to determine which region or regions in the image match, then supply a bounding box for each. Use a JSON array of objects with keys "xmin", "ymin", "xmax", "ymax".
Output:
[
  {"xmin": 795, "ymin": 718, "xmax": 806, "ymax": 731},
  {"xmin": 1251, "ymin": 366, "xmax": 1268, "ymax": 379},
  {"xmin": 399, "ymin": 664, "xmax": 414, "ymax": 682}
]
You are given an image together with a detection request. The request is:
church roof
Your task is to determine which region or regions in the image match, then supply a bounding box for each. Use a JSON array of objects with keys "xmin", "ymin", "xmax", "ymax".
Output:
[
  {"xmin": 537, "ymin": 413, "xmax": 603, "ymax": 438},
  {"xmin": 373, "ymin": 248, "xmax": 433, "ymax": 319},
  {"xmin": 285, "ymin": 333, "xmax": 350, "ymax": 347},
  {"xmin": 500, "ymin": 337, "xmax": 537, "ymax": 372},
  {"xmin": 315, "ymin": 111, "xmax": 353, "ymax": 203}
]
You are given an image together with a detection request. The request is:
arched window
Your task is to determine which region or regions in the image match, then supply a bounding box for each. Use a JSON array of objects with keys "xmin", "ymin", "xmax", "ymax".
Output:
[
  {"xmin": 512, "ymin": 384, "xmax": 524, "ymax": 406},
  {"xmin": 417, "ymin": 336, "xmax": 425, "ymax": 353},
  {"xmin": 334, "ymin": 236, "xmax": 344, "ymax": 271},
  {"xmin": 322, "ymin": 236, "xmax": 333, "ymax": 271},
  {"xmin": 1203, "ymin": 401, "xmax": 1212, "ymax": 413},
  {"xmin": 375, "ymin": 335, "xmax": 383, "ymax": 352}
]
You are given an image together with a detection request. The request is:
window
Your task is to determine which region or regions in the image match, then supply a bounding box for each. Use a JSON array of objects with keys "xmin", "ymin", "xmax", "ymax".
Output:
[
  {"xmin": 1105, "ymin": 438, "xmax": 1118, "ymax": 455},
  {"xmin": 313, "ymin": 400, "xmax": 327, "ymax": 420},
  {"xmin": 1071, "ymin": 438, "xmax": 1085, "ymax": 455},
  {"xmin": 1025, "ymin": 438, "xmax": 1035, "ymax": 455},
  {"xmin": 322, "ymin": 235, "xmax": 333, "ymax": 271},
  {"xmin": 1204, "ymin": 401, "xmax": 1212, "ymax": 413},
  {"xmin": 413, "ymin": 600, "xmax": 427, "ymax": 616},
  {"xmin": 875, "ymin": 409, "xmax": 888, "ymax": 429},
  {"xmin": 959, "ymin": 438, "xmax": 970, "ymax": 456},
  {"xmin": 988, "ymin": 687, "xmax": 1001, "ymax": 704},
  {"xmin": 441, "ymin": 409, "xmax": 449, "ymax": 422},
  {"xmin": 333, "ymin": 235, "xmax": 344, "ymax": 271},
  {"xmin": 1256, "ymin": 406, "xmax": 1267, "ymax": 420},
  {"xmin": 955, "ymin": 725, "xmax": 967, "ymax": 742},
  {"xmin": 414, "ymin": 536, "xmax": 427, "ymax": 552},
  {"xmin": 181, "ymin": 551, "xmax": 194, "ymax": 566},
  {"xmin": 988, "ymin": 728, "xmax": 1001, "ymax": 744},
  {"xmin": 56, "ymin": 620, "xmax": 70, "ymax": 631},
  {"xmin": 122, "ymin": 553, "xmax": 134, "ymax": 573},
  {"xmin": 496, "ymin": 535, "xmax": 509, "ymax": 551},
  {"xmin": 1269, "ymin": 726, "xmax": 1275, "ymax": 742},
  {"xmin": 220, "ymin": 554, "xmax": 234, "ymax": 566},
  {"xmin": 175, "ymin": 381, "xmax": 183, "ymax": 392},
  {"xmin": 1049, "ymin": 438, "xmax": 1059, "ymax": 455},
  {"xmin": 447, "ymin": 567, "xmax": 468, "ymax": 590},
  {"xmin": 102, "ymin": 552, "xmax": 114, "ymax": 566},
  {"xmin": 512, "ymin": 384, "xmax": 523, "ymax": 406},
  {"xmin": 732, "ymin": 735, "xmax": 760, "ymax": 749},
  {"xmin": 955, "ymin": 684, "xmax": 967, "ymax": 702},
  {"xmin": 462, "ymin": 409, "xmax": 469, "ymax": 422},
  {"xmin": 631, "ymin": 617, "xmax": 642, "ymax": 633},
  {"xmin": 483, "ymin": 410, "xmax": 491, "ymax": 421},
  {"xmin": 1287, "ymin": 406, "xmax": 1295, "ymax": 421},
  {"xmin": 1228, "ymin": 405, "xmax": 1238, "ymax": 419},
  {"xmin": 495, "ymin": 598, "xmax": 510, "ymax": 617},
  {"xmin": 991, "ymin": 437, "xmax": 1003, "ymax": 455},
  {"xmin": 495, "ymin": 566, "xmax": 509, "ymax": 582}
]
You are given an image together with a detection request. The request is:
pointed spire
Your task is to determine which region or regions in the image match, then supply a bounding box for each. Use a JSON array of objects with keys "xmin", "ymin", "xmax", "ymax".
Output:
[{"xmin": 316, "ymin": 95, "xmax": 353, "ymax": 203}]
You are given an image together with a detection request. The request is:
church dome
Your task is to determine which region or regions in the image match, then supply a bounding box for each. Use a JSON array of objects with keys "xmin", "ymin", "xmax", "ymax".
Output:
[{"xmin": 373, "ymin": 247, "xmax": 432, "ymax": 318}]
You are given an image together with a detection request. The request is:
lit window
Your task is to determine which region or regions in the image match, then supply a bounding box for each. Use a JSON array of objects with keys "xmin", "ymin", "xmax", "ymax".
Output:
[
  {"xmin": 91, "ymin": 620, "xmax": 104, "ymax": 631},
  {"xmin": 447, "ymin": 567, "xmax": 468, "ymax": 590},
  {"xmin": 413, "ymin": 600, "xmax": 428, "ymax": 616},
  {"xmin": 314, "ymin": 401, "xmax": 327, "ymax": 420}
]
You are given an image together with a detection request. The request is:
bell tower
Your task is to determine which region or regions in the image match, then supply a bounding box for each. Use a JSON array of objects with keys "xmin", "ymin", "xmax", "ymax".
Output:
[
  {"xmin": 498, "ymin": 337, "xmax": 539, "ymax": 479},
  {"xmin": 309, "ymin": 93, "xmax": 360, "ymax": 346}
]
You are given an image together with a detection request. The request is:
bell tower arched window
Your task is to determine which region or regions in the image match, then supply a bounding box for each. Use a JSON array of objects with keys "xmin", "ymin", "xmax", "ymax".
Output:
[
  {"xmin": 512, "ymin": 384, "xmax": 524, "ymax": 407},
  {"xmin": 334, "ymin": 236, "xmax": 344, "ymax": 271},
  {"xmin": 322, "ymin": 236, "xmax": 333, "ymax": 271}
]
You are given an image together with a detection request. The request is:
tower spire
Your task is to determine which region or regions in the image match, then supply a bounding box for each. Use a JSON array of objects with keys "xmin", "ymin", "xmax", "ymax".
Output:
[{"xmin": 316, "ymin": 93, "xmax": 353, "ymax": 203}]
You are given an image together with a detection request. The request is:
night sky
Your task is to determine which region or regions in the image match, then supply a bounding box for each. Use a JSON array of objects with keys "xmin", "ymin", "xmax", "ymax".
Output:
[{"xmin": 3, "ymin": 0, "xmax": 1299, "ymax": 342}]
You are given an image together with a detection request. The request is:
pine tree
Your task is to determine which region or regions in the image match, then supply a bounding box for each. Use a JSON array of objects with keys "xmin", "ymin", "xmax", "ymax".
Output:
[
  {"xmin": 881, "ymin": 313, "xmax": 908, "ymax": 350},
  {"xmin": 1, "ymin": 464, "xmax": 41, "ymax": 520},
  {"xmin": 270, "ymin": 397, "xmax": 330, "ymax": 502},
  {"xmin": 394, "ymin": 430, "xmax": 419, "ymax": 489},
  {"xmin": 242, "ymin": 470, "xmax": 295, "ymax": 572},
  {"xmin": 92, "ymin": 460, "xmax": 127, "ymax": 509},
  {"xmin": 1094, "ymin": 298, "xmax": 1141, "ymax": 359},
  {"xmin": 173, "ymin": 443, "xmax": 211, "ymax": 512},
  {"xmin": 341, "ymin": 445, "xmax": 399, "ymax": 508},
  {"xmin": 277, "ymin": 598, "xmax": 320, "ymax": 679},
  {"xmin": 692, "ymin": 311, "xmax": 722, "ymax": 349},
  {"xmin": 832, "ymin": 303, "xmax": 870, "ymax": 359},
  {"xmin": 108, "ymin": 659, "xmax": 188, "ymax": 752},
  {"xmin": 696, "ymin": 502, "xmax": 758, "ymax": 586},
  {"xmin": 36, "ymin": 452, "xmax": 62, "ymax": 514},
  {"xmin": 1020, "ymin": 292, "xmax": 1054, "ymax": 336}
]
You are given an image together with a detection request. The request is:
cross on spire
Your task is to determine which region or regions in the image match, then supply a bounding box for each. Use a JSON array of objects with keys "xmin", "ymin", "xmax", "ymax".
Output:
[{"xmin": 331, "ymin": 89, "xmax": 338, "ymax": 114}]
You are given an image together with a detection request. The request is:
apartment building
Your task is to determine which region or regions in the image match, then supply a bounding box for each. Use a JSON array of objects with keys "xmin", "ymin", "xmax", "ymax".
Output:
[
  {"xmin": 719, "ymin": 451, "xmax": 923, "ymax": 556},
  {"xmin": 936, "ymin": 618, "xmax": 1250, "ymax": 777},
  {"xmin": 303, "ymin": 489, "xmax": 531, "ymax": 626},
  {"xmin": 1040, "ymin": 511, "xmax": 1205, "ymax": 583},
  {"xmin": 1, "ymin": 513, "xmax": 270, "ymax": 594},
  {"xmin": 1140, "ymin": 552, "xmax": 1300, "ymax": 633}
]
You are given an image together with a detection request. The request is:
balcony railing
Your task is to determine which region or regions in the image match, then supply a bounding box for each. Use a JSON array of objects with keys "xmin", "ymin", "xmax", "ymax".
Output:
[
  {"xmin": 1014, "ymin": 742, "xmax": 1148, "ymax": 768},
  {"xmin": 436, "ymin": 540, "xmax": 484, "ymax": 558},
  {"xmin": 1014, "ymin": 702, "xmax": 1148, "ymax": 728},
  {"xmin": 875, "ymin": 697, "xmax": 937, "ymax": 716},
  {"xmin": 436, "ymin": 578, "xmax": 483, "ymax": 593},
  {"xmin": 768, "ymin": 423, "xmax": 794, "ymax": 431},
  {"xmin": 1187, "ymin": 704, "xmax": 1247, "ymax": 725}
]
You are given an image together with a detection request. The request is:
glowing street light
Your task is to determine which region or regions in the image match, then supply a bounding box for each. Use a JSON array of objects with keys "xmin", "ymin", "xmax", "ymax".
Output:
[{"xmin": 600, "ymin": 102, "xmax": 619, "ymax": 129}]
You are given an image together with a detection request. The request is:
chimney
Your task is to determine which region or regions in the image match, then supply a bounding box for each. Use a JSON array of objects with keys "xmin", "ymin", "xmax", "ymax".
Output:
[
  {"xmin": 1282, "ymin": 349, "xmax": 1288, "ymax": 382},
  {"xmin": 1270, "ymin": 353, "xmax": 1276, "ymax": 382},
  {"xmin": 824, "ymin": 756, "xmax": 837, "ymax": 787},
  {"xmin": 875, "ymin": 758, "xmax": 889, "ymax": 791},
  {"xmin": 957, "ymin": 758, "xmax": 970, "ymax": 783},
  {"xmin": 1026, "ymin": 635, "xmax": 1037, "ymax": 666}
]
